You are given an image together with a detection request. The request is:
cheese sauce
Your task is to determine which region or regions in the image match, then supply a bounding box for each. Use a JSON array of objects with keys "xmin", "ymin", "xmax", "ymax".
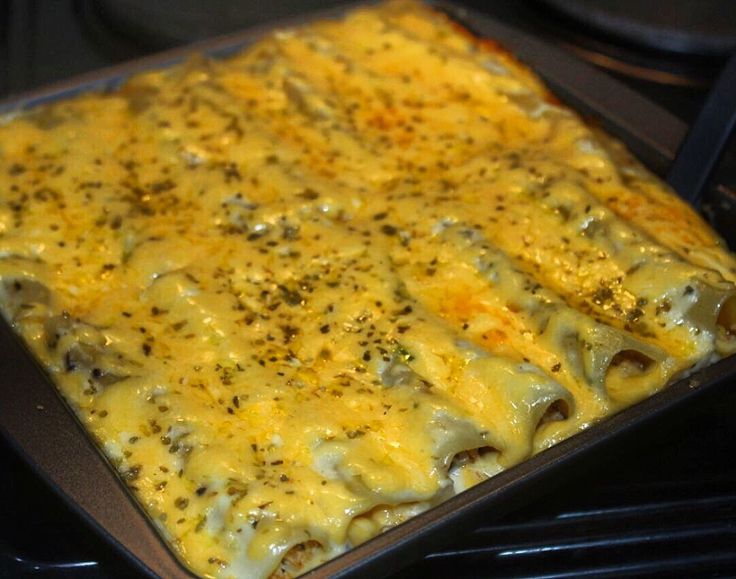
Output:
[{"xmin": 1, "ymin": 2, "xmax": 735, "ymax": 577}]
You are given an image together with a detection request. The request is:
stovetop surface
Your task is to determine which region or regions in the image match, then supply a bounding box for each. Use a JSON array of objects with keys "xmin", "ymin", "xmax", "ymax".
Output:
[{"xmin": 1, "ymin": 1, "xmax": 735, "ymax": 578}]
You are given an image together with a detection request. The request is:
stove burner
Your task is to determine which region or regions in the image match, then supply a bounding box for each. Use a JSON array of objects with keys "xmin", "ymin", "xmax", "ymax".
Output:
[
  {"xmin": 537, "ymin": 0, "xmax": 736, "ymax": 57},
  {"xmin": 528, "ymin": 0, "xmax": 732, "ymax": 87}
]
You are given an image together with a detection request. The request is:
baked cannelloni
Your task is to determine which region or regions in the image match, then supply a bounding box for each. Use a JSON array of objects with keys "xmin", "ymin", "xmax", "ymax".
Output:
[{"xmin": 1, "ymin": 1, "xmax": 735, "ymax": 577}]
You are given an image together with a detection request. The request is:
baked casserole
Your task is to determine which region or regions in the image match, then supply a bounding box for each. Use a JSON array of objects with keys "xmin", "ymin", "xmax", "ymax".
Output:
[{"xmin": 1, "ymin": 2, "xmax": 735, "ymax": 577}]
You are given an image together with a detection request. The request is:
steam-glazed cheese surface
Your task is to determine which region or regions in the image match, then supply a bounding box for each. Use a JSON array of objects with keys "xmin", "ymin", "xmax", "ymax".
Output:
[{"xmin": 1, "ymin": 2, "xmax": 736, "ymax": 577}]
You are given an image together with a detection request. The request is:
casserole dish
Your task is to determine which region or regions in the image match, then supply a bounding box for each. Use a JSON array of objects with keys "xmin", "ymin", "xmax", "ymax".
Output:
[{"xmin": 2, "ymin": 2, "xmax": 732, "ymax": 576}]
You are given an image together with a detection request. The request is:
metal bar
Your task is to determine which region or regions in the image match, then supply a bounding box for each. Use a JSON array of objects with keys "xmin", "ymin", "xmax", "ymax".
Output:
[{"xmin": 668, "ymin": 53, "xmax": 736, "ymax": 204}]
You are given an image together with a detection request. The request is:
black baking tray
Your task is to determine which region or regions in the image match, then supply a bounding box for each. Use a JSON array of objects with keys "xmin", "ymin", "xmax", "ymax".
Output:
[{"xmin": 0, "ymin": 2, "xmax": 733, "ymax": 578}]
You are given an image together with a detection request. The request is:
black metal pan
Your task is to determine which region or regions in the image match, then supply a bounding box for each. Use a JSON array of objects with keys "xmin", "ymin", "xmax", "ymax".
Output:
[{"xmin": 0, "ymin": 3, "xmax": 733, "ymax": 578}]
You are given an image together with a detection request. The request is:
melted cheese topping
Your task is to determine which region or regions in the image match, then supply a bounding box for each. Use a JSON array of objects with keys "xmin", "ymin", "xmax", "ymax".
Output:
[{"xmin": 1, "ymin": 2, "xmax": 736, "ymax": 577}]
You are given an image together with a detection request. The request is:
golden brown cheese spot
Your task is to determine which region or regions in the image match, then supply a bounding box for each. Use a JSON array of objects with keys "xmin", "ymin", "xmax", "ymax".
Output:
[{"xmin": 0, "ymin": 1, "xmax": 735, "ymax": 578}]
